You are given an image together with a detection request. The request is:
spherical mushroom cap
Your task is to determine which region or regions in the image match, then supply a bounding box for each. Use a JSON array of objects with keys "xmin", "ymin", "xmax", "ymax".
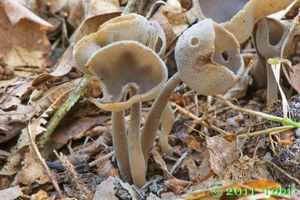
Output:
[
  {"xmin": 175, "ymin": 19, "xmax": 243, "ymax": 96},
  {"xmin": 86, "ymin": 41, "xmax": 168, "ymax": 112}
]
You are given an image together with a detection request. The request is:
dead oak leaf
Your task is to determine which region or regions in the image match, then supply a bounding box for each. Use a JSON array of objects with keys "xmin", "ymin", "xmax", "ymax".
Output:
[{"xmin": 0, "ymin": 0, "xmax": 52, "ymax": 67}]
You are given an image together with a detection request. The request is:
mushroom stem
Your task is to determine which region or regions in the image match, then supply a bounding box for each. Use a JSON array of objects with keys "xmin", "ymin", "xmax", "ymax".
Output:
[
  {"xmin": 159, "ymin": 103, "xmax": 175, "ymax": 155},
  {"xmin": 266, "ymin": 62, "xmax": 278, "ymax": 105},
  {"xmin": 141, "ymin": 72, "xmax": 181, "ymax": 161},
  {"xmin": 112, "ymin": 111, "xmax": 132, "ymax": 183},
  {"xmin": 128, "ymin": 102, "xmax": 146, "ymax": 187}
]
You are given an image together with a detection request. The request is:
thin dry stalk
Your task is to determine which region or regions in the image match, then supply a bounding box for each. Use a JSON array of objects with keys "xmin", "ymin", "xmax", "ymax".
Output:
[
  {"xmin": 28, "ymin": 121, "xmax": 64, "ymax": 200},
  {"xmin": 88, "ymin": 151, "xmax": 114, "ymax": 167}
]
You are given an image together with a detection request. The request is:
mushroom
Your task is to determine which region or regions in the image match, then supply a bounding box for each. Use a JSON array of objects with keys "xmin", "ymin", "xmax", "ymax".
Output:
[
  {"xmin": 223, "ymin": 0, "xmax": 294, "ymax": 43},
  {"xmin": 252, "ymin": 18, "xmax": 288, "ymax": 104},
  {"xmin": 73, "ymin": 13, "xmax": 166, "ymax": 72},
  {"xmin": 141, "ymin": 19, "xmax": 244, "ymax": 161},
  {"xmin": 198, "ymin": 0, "xmax": 248, "ymax": 23},
  {"xmin": 84, "ymin": 41, "xmax": 168, "ymax": 187}
]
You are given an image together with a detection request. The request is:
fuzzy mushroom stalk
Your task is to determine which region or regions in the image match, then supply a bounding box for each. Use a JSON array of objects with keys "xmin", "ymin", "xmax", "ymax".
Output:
[
  {"xmin": 142, "ymin": 19, "xmax": 244, "ymax": 162},
  {"xmin": 159, "ymin": 103, "xmax": 175, "ymax": 155},
  {"xmin": 128, "ymin": 100, "xmax": 146, "ymax": 187},
  {"xmin": 112, "ymin": 110, "xmax": 132, "ymax": 182},
  {"xmin": 141, "ymin": 73, "xmax": 180, "ymax": 160},
  {"xmin": 85, "ymin": 41, "xmax": 168, "ymax": 187},
  {"xmin": 253, "ymin": 18, "xmax": 288, "ymax": 104}
]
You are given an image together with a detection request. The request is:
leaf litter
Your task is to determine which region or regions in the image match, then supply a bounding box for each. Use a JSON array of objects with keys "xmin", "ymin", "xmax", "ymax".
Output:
[{"xmin": 0, "ymin": 0, "xmax": 300, "ymax": 200}]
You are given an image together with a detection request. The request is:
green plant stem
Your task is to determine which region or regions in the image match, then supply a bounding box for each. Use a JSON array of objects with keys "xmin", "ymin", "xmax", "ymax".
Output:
[
  {"xmin": 216, "ymin": 95, "xmax": 300, "ymax": 128},
  {"xmin": 38, "ymin": 74, "xmax": 92, "ymax": 146}
]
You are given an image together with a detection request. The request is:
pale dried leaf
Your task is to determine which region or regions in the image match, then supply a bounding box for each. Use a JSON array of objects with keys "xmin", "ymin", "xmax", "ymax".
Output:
[
  {"xmin": 0, "ymin": 186, "xmax": 23, "ymax": 200},
  {"xmin": 17, "ymin": 147, "xmax": 49, "ymax": 185},
  {"xmin": 206, "ymin": 135, "xmax": 238, "ymax": 178},
  {"xmin": 93, "ymin": 176, "xmax": 118, "ymax": 200}
]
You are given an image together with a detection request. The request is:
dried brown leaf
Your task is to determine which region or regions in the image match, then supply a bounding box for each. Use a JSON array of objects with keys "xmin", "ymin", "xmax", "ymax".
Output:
[
  {"xmin": 289, "ymin": 63, "xmax": 300, "ymax": 94},
  {"xmin": 31, "ymin": 190, "xmax": 54, "ymax": 200},
  {"xmin": 17, "ymin": 147, "xmax": 49, "ymax": 185},
  {"xmin": 41, "ymin": 117, "xmax": 104, "ymax": 157},
  {"xmin": 0, "ymin": 0, "xmax": 52, "ymax": 67},
  {"xmin": 206, "ymin": 135, "xmax": 238, "ymax": 178}
]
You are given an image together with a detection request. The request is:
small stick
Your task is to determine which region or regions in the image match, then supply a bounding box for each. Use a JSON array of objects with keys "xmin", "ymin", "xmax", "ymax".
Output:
[
  {"xmin": 170, "ymin": 102, "xmax": 206, "ymax": 126},
  {"xmin": 216, "ymin": 95, "xmax": 300, "ymax": 128},
  {"xmin": 238, "ymin": 126, "xmax": 294, "ymax": 138},
  {"xmin": 265, "ymin": 160, "xmax": 300, "ymax": 186},
  {"xmin": 170, "ymin": 149, "xmax": 190, "ymax": 175},
  {"xmin": 170, "ymin": 102, "xmax": 232, "ymax": 135},
  {"xmin": 38, "ymin": 74, "xmax": 92, "ymax": 145},
  {"xmin": 28, "ymin": 121, "xmax": 64, "ymax": 200},
  {"xmin": 88, "ymin": 151, "xmax": 114, "ymax": 167}
]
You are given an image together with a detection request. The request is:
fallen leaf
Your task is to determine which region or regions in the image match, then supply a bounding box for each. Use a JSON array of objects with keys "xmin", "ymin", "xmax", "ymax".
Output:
[
  {"xmin": 289, "ymin": 63, "xmax": 300, "ymax": 94},
  {"xmin": 88, "ymin": 0, "xmax": 120, "ymax": 17},
  {"xmin": 97, "ymin": 158, "xmax": 118, "ymax": 178},
  {"xmin": 93, "ymin": 176, "xmax": 118, "ymax": 200},
  {"xmin": 17, "ymin": 147, "xmax": 49, "ymax": 185},
  {"xmin": 0, "ymin": 104, "xmax": 35, "ymax": 132},
  {"xmin": 0, "ymin": 186, "xmax": 23, "ymax": 200},
  {"xmin": 31, "ymin": 190, "xmax": 55, "ymax": 200},
  {"xmin": 206, "ymin": 135, "xmax": 238, "ymax": 178},
  {"xmin": 41, "ymin": 117, "xmax": 104, "ymax": 157},
  {"xmin": 0, "ymin": 0, "xmax": 52, "ymax": 67}
]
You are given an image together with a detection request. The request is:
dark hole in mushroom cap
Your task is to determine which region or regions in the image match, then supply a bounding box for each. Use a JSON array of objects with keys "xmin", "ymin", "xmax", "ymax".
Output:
[
  {"xmin": 190, "ymin": 37, "xmax": 199, "ymax": 46},
  {"xmin": 222, "ymin": 51, "xmax": 229, "ymax": 62}
]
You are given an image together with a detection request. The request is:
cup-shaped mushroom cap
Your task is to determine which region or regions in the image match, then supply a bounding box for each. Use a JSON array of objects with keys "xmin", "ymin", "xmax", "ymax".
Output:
[
  {"xmin": 199, "ymin": 0, "xmax": 248, "ymax": 23},
  {"xmin": 223, "ymin": 0, "xmax": 294, "ymax": 43},
  {"xmin": 255, "ymin": 18, "xmax": 288, "ymax": 58},
  {"xmin": 86, "ymin": 41, "xmax": 168, "ymax": 112},
  {"xmin": 175, "ymin": 19, "xmax": 243, "ymax": 96},
  {"xmin": 73, "ymin": 14, "xmax": 166, "ymax": 73}
]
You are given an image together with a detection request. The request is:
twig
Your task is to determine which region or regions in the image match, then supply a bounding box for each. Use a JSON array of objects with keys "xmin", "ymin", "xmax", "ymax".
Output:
[
  {"xmin": 38, "ymin": 74, "xmax": 92, "ymax": 145},
  {"xmin": 238, "ymin": 126, "xmax": 294, "ymax": 138},
  {"xmin": 265, "ymin": 160, "xmax": 300, "ymax": 186},
  {"xmin": 170, "ymin": 149, "xmax": 190, "ymax": 175},
  {"xmin": 216, "ymin": 95, "xmax": 300, "ymax": 128},
  {"xmin": 28, "ymin": 121, "xmax": 64, "ymax": 200},
  {"xmin": 170, "ymin": 102, "xmax": 206, "ymax": 126},
  {"xmin": 88, "ymin": 151, "xmax": 114, "ymax": 167},
  {"xmin": 170, "ymin": 102, "xmax": 232, "ymax": 135}
]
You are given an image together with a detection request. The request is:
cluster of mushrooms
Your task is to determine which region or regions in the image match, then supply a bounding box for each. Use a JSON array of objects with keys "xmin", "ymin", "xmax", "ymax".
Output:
[{"xmin": 73, "ymin": 0, "xmax": 295, "ymax": 187}]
